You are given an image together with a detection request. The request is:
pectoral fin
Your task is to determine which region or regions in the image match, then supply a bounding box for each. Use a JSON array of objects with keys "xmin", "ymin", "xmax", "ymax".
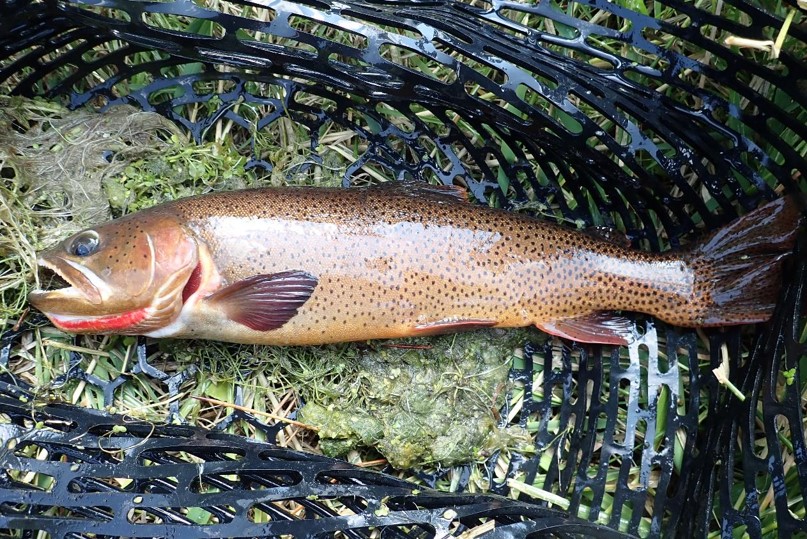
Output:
[
  {"xmin": 412, "ymin": 318, "xmax": 497, "ymax": 336},
  {"xmin": 205, "ymin": 271, "xmax": 318, "ymax": 331},
  {"xmin": 537, "ymin": 312, "xmax": 637, "ymax": 345}
]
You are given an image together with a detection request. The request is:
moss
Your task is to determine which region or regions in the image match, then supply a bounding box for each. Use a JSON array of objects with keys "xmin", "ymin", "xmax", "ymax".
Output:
[
  {"xmin": 102, "ymin": 138, "xmax": 258, "ymax": 217},
  {"xmin": 151, "ymin": 328, "xmax": 535, "ymax": 468},
  {"xmin": 0, "ymin": 98, "xmax": 181, "ymax": 225},
  {"xmin": 298, "ymin": 329, "xmax": 535, "ymax": 468}
]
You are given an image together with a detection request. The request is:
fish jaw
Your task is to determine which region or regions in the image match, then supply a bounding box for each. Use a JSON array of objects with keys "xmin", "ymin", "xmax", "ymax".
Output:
[
  {"xmin": 28, "ymin": 257, "xmax": 103, "ymax": 312},
  {"xmin": 28, "ymin": 258, "xmax": 150, "ymax": 334},
  {"xmin": 46, "ymin": 308, "xmax": 151, "ymax": 333}
]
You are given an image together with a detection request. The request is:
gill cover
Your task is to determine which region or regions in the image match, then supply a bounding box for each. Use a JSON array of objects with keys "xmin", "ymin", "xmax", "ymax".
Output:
[{"xmin": 28, "ymin": 211, "xmax": 198, "ymax": 334}]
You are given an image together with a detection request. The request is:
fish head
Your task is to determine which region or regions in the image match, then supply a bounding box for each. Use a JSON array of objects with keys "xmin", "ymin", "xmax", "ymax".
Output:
[{"xmin": 28, "ymin": 211, "xmax": 198, "ymax": 334}]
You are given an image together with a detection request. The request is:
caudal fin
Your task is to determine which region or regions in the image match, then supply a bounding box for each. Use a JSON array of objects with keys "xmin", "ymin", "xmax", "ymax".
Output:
[{"xmin": 689, "ymin": 196, "xmax": 803, "ymax": 327}]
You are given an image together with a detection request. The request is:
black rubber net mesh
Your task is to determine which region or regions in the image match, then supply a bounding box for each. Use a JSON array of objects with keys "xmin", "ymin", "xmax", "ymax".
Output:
[
  {"xmin": 0, "ymin": 386, "xmax": 627, "ymax": 538},
  {"xmin": 0, "ymin": 0, "xmax": 805, "ymax": 537}
]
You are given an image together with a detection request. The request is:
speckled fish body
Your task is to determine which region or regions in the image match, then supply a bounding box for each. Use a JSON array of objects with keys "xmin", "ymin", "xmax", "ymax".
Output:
[{"xmin": 28, "ymin": 184, "xmax": 801, "ymax": 345}]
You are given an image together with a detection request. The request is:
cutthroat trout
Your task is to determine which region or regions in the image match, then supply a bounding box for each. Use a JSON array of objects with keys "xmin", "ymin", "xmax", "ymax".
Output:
[{"xmin": 28, "ymin": 183, "xmax": 801, "ymax": 345}]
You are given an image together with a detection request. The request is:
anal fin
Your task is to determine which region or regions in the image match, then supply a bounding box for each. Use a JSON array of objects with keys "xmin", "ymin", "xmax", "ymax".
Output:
[
  {"xmin": 537, "ymin": 312, "xmax": 637, "ymax": 345},
  {"xmin": 205, "ymin": 270, "xmax": 317, "ymax": 331},
  {"xmin": 412, "ymin": 318, "xmax": 497, "ymax": 336}
]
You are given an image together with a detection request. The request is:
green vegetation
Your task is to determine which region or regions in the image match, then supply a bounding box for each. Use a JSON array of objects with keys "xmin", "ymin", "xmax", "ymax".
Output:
[
  {"xmin": 298, "ymin": 329, "xmax": 532, "ymax": 468},
  {"xmin": 0, "ymin": 0, "xmax": 804, "ymax": 535}
]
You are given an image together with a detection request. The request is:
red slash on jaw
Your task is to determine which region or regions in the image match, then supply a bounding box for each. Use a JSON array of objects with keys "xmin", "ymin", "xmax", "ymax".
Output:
[{"xmin": 52, "ymin": 308, "xmax": 148, "ymax": 332}]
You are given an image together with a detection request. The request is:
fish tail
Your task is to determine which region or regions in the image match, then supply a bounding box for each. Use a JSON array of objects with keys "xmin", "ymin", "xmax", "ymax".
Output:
[{"xmin": 687, "ymin": 196, "xmax": 803, "ymax": 327}]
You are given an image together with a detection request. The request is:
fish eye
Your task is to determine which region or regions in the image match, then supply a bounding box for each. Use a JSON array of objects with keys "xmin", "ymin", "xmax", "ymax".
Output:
[{"xmin": 69, "ymin": 231, "xmax": 100, "ymax": 257}]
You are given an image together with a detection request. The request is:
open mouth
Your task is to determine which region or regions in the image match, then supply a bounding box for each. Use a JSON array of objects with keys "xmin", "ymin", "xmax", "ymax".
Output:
[
  {"xmin": 28, "ymin": 258, "xmax": 149, "ymax": 332},
  {"xmin": 38, "ymin": 265, "xmax": 71, "ymax": 292},
  {"xmin": 29, "ymin": 258, "xmax": 80, "ymax": 298},
  {"xmin": 30, "ymin": 258, "xmax": 77, "ymax": 298},
  {"xmin": 28, "ymin": 257, "xmax": 103, "ymax": 307}
]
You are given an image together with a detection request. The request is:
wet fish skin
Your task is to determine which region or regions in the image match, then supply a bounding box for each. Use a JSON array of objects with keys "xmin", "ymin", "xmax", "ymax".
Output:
[
  {"xmin": 29, "ymin": 210, "xmax": 198, "ymax": 333},
  {"xmin": 27, "ymin": 183, "xmax": 802, "ymax": 345}
]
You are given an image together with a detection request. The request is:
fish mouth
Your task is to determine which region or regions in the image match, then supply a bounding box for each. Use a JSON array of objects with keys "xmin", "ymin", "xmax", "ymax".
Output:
[
  {"xmin": 28, "ymin": 257, "xmax": 103, "ymax": 312},
  {"xmin": 29, "ymin": 258, "xmax": 153, "ymax": 333},
  {"xmin": 28, "ymin": 258, "xmax": 161, "ymax": 334},
  {"xmin": 38, "ymin": 264, "xmax": 71, "ymax": 291}
]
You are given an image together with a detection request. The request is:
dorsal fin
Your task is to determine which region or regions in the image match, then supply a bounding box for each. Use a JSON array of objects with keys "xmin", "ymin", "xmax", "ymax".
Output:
[
  {"xmin": 585, "ymin": 226, "xmax": 632, "ymax": 249},
  {"xmin": 370, "ymin": 180, "xmax": 469, "ymax": 203}
]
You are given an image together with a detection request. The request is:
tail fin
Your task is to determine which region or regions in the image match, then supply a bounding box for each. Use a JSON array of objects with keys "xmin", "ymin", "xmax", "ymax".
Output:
[{"xmin": 690, "ymin": 196, "xmax": 803, "ymax": 327}]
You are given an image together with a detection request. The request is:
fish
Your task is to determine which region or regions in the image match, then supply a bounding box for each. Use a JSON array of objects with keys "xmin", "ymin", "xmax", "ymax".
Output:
[{"xmin": 27, "ymin": 182, "xmax": 802, "ymax": 346}]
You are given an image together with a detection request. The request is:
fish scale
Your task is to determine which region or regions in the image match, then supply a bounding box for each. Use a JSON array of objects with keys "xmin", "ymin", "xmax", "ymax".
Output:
[{"xmin": 28, "ymin": 183, "xmax": 802, "ymax": 345}]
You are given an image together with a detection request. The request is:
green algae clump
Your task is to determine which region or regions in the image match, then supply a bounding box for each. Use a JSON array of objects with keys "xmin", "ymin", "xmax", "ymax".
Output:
[{"xmin": 298, "ymin": 329, "xmax": 531, "ymax": 469}]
